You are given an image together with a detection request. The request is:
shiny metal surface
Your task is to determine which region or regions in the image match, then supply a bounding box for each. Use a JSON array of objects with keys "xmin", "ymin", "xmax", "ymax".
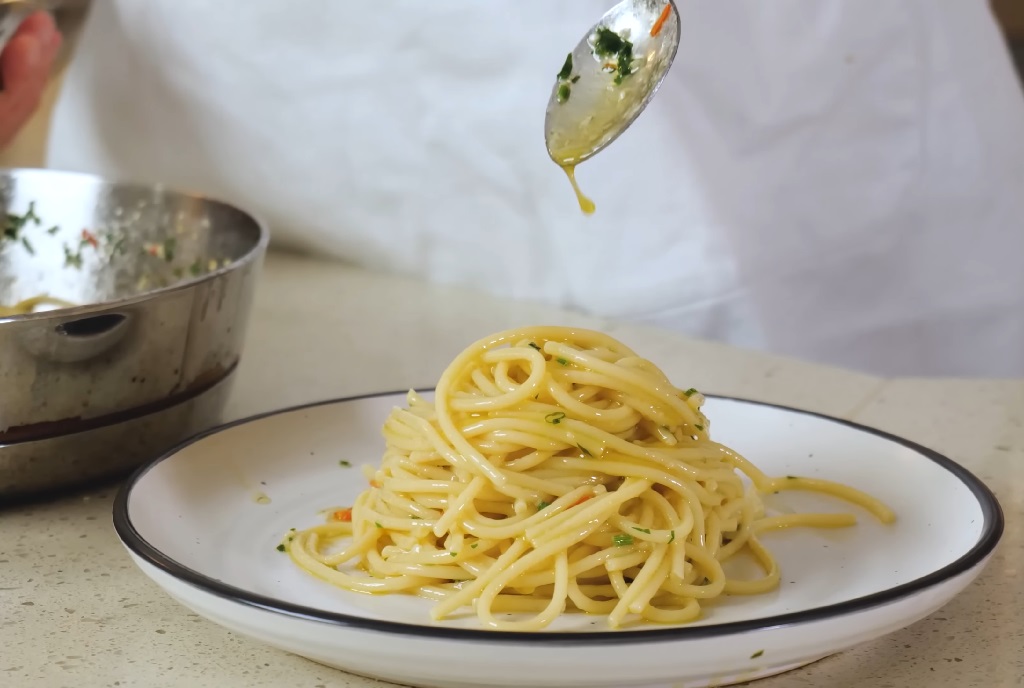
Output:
[
  {"xmin": 0, "ymin": 371, "xmax": 234, "ymax": 500},
  {"xmin": 0, "ymin": 168, "xmax": 268, "ymax": 496},
  {"xmin": 544, "ymin": 0, "xmax": 680, "ymax": 166}
]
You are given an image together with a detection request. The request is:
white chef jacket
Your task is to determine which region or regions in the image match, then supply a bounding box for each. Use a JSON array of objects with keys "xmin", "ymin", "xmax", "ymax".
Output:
[{"xmin": 45, "ymin": 1, "xmax": 1024, "ymax": 377}]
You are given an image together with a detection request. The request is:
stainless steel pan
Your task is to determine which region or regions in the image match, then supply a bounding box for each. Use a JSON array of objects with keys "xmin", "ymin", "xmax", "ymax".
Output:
[{"xmin": 0, "ymin": 168, "xmax": 268, "ymax": 500}]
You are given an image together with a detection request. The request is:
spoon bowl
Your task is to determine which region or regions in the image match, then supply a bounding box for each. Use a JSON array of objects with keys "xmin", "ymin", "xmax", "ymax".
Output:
[{"xmin": 544, "ymin": 0, "xmax": 680, "ymax": 167}]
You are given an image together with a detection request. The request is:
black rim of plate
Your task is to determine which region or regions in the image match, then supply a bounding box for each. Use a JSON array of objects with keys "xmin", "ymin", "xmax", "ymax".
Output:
[{"xmin": 113, "ymin": 391, "xmax": 1005, "ymax": 646}]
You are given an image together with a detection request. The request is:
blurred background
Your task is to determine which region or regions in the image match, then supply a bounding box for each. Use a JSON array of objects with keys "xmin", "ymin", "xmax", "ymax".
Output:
[
  {"xmin": 0, "ymin": 0, "xmax": 1022, "ymax": 170},
  {"xmin": 995, "ymin": 0, "xmax": 1024, "ymax": 76}
]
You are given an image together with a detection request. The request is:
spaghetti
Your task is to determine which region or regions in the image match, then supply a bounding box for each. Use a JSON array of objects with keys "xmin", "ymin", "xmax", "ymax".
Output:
[
  {"xmin": 0, "ymin": 295, "xmax": 77, "ymax": 317},
  {"xmin": 286, "ymin": 326, "xmax": 894, "ymax": 630}
]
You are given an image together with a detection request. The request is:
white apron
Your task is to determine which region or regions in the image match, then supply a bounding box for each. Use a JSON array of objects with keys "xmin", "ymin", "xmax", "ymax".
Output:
[{"xmin": 46, "ymin": 0, "xmax": 1024, "ymax": 377}]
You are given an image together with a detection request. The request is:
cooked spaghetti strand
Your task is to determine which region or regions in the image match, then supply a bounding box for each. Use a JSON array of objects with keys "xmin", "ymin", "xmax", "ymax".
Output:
[{"xmin": 287, "ymin": 327, "xmax": 894, "ymax": 630}]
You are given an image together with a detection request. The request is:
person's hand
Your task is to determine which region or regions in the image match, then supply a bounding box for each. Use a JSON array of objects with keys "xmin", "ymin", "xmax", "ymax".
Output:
[{"xmin": 0, "ymin": 12, "xmax": 62, "ymax": 149}]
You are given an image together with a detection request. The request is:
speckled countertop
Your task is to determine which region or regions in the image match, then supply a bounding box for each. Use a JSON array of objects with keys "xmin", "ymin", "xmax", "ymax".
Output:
[{"xmin": 2, "ymin": 252, "xmax": 1022, "ymax": 688}]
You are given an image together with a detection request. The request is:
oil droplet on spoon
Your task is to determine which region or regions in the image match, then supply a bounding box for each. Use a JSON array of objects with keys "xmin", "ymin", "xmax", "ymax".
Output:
[{"xmin": 561, "ymin": 165, "xmax": 595, "ymax": 215}]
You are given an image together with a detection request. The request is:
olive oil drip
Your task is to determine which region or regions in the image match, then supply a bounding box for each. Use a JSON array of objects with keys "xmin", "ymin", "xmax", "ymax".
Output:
[{"xmin": 561, "ymin": 164, "xmax": 595, "ymax": 215}]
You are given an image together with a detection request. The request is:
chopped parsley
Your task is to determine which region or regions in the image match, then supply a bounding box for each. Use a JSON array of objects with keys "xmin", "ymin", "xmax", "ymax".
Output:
[
  {"xmin": 694, "ymin": 424, "xmax": 705, "ymax": 432},
  {"xmin": 110, "ymin": 236, "xmax": 127, "ymax": 257},
  {"xmin": 162, "ymin": 237, "xmax": 177, "ymax": 262},
  {"xmin": 20, "ymin": 237, "xmax": 33, "ymax": 254},
  {"xmin": 593, "ymin": 27, "xmax": 627, "ymax": 57},
  {"xmin": 751, "ymin": 650, "xmax": 764, "ymax": 659},
  {"xmin": 275, "ymin": 533, "xmax": 295, "ymax": 553},
  {"xmin": 683, "ymin": 388, "xmax": 699, "ymax": 397},
  {"xmin": 612, "ymin": 533, "xmax": 634, "ymax": 547},
  {"xmin": 577, "ymin": 444, "xmax": 592, "ymax": 457},
  {"xmin": 47, "ymin": 225, "xmax": 60, "ymax": 235},
  {"xmin": 555, "ymin": 357, "xmax": 569, "ymax": 366},
  {"xmin": 571, "ymin": 75, "xmax": 580, "ymax": 83},
  {"xmin": 537, "ymin": 501, "xmax": 551, "ymax": 510},
  {"xmin": 374, "ymin": 521, "xmax": 383, "ymax": 529},
  {"xmin": 786, "ymin": 475, "xmax": 798, "ymax": 480},
  {"xmin": 449, "ymin": 552, "xmax": 458, "ymax": 558},
  {"xmin": 555, "ymin": 53, "xmax": 576, "ymax": 104},
  {"xmin": 592, "ymin": 26, "xmax": 635, "ymax": 84},
  {"xmin": 338, "ymin": 460, "xmax": 352, "ymax": 468},
  {"xmin": 632, "ymin": 527, "xmax": 651, "ymax": 534},
  {"xmin": 471, "ymin": 543, "xmax": 479, "ymax": 549},
  {"xmin": 63, "ymin": 243, "xmax": 84, "ymax": 269},
  {"xmin": 669, "ymin": 530, "xmax": 676, "ymax": 543},
  {"xmin": 528, "ymin": 342, "xmax": 542, "ymax": 351},
  {"xmin": 189, "ymin": 258, "xmax": 203, "ymax": 276},
  {"xmin": 545, "ymin": 411, "xmax": 566, "ymax": 425},
  {"xmin": 2, "ymin": 202, "xmax": 41, "ymax": 242},
  {"xmin": 557, "ymin": 53, "xmax": 573, "ymax": 81}
]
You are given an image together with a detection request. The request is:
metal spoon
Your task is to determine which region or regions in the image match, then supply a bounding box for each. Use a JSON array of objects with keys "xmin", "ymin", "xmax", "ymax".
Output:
[{"xmin": 544, "ymin": 0, "xmax": 680, "ymax": 213}]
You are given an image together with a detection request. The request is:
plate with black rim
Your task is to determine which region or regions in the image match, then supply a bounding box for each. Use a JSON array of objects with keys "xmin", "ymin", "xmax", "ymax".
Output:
[{"xmin": 113, "ymin": 391, "xmax": 1003, "ymax": 688}]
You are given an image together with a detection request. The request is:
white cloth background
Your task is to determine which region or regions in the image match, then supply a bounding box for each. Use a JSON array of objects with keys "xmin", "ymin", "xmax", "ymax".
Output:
[{"xmin": 46, "ymin": 1, "xmax": 1024, "ymax": 376}]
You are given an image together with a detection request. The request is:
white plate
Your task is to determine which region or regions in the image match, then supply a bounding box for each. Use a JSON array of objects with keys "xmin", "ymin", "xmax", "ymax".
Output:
[{"xmin": 114, "ymin": 393, "xmax": 1003, "ymax": 688}]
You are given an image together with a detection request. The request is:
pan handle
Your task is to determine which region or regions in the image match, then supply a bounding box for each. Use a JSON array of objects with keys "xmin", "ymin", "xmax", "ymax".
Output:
[{"xmin": 19, "ymin": 311, "xmax": 132, "ymax": 363}]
